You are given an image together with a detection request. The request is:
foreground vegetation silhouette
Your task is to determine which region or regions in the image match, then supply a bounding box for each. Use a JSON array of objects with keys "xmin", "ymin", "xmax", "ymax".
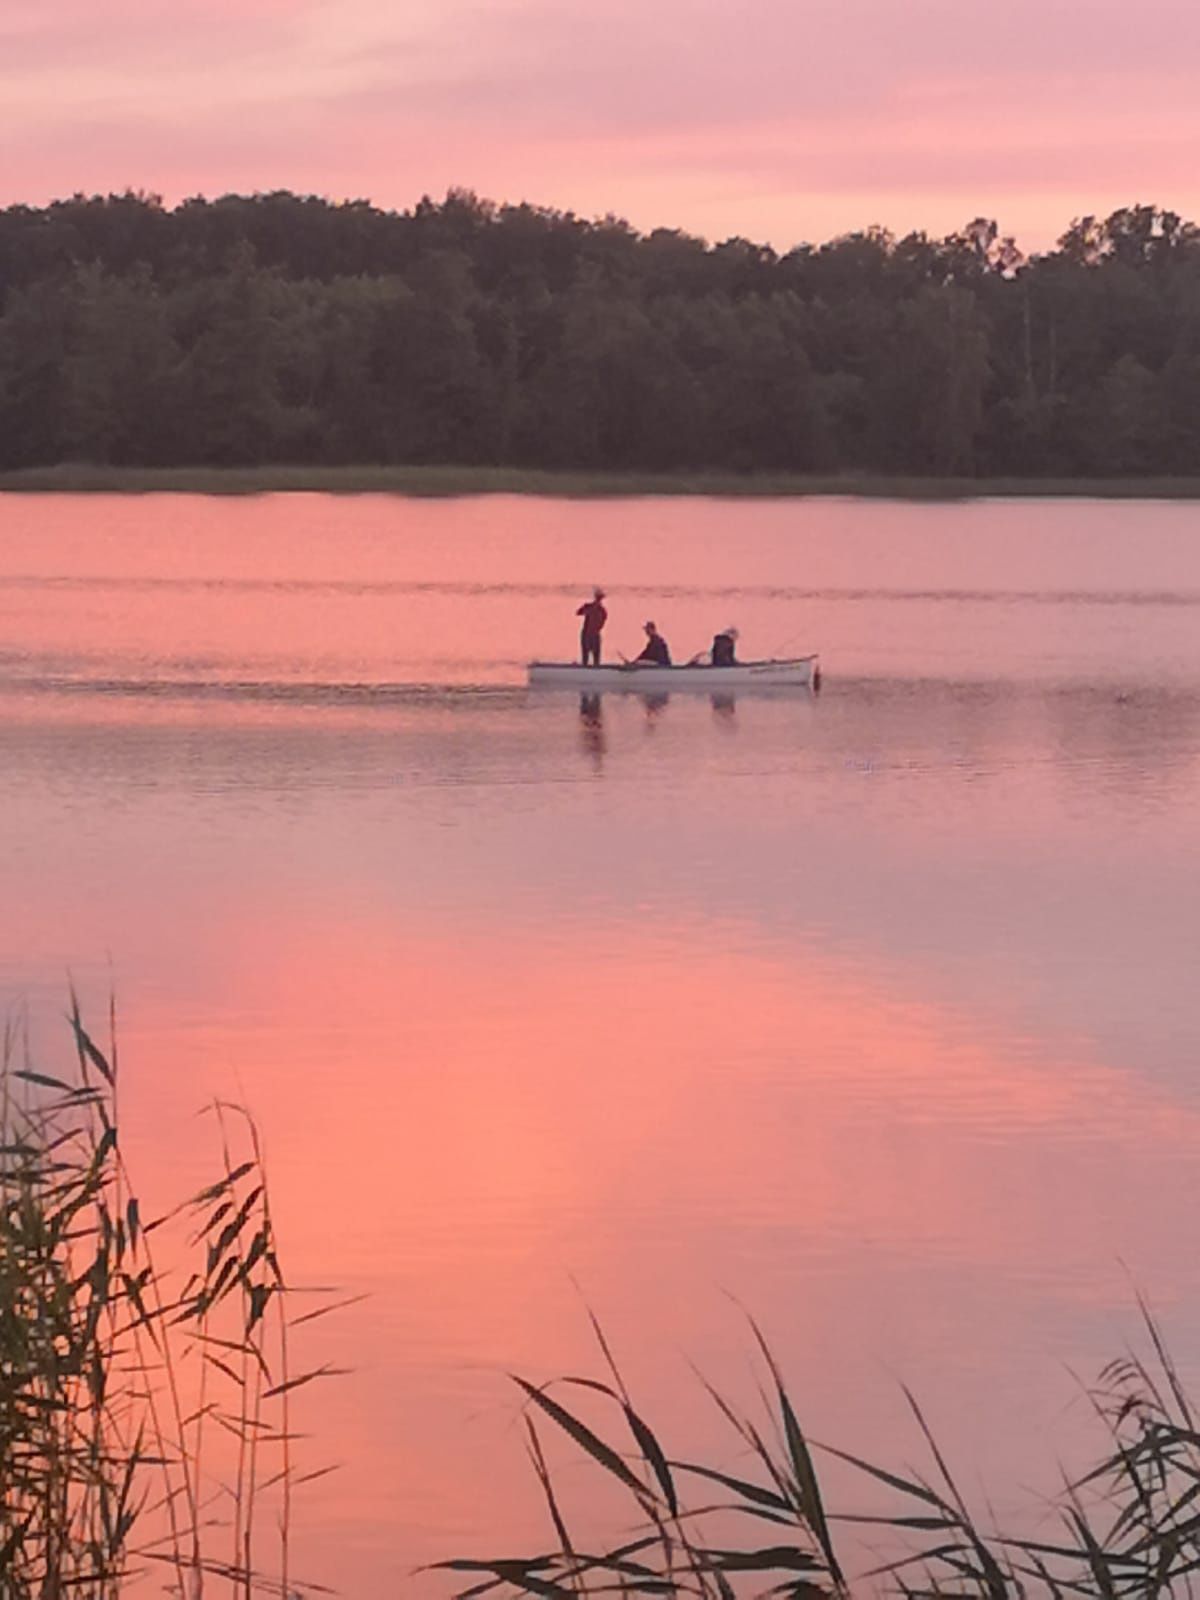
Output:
[
  {"xmin": 446, "ymin": 1305, "xmax": 1200, "ymax": 1597},
  {"xmin": 0, "ymin": 1004, "xmax": 341, "ymax": 1597},
  {"xmin": 2, "ymin": 191, "xmax": 1199, "ymax": 478},
  {"xmin": 7, "ymin": 1007, "xmax": 1200, "ymax": 1596}
]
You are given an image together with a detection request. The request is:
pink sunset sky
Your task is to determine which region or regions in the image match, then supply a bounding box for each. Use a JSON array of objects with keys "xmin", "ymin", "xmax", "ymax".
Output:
[{"xmin": 4, "ymin": 0, "xmax": 1199, "ymax": 253}]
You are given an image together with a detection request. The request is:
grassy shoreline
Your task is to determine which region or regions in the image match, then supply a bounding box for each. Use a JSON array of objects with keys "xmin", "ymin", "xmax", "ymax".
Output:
[{"xmin": 5, "ymin": 461, "xmax": 1200, "ymax": 500}]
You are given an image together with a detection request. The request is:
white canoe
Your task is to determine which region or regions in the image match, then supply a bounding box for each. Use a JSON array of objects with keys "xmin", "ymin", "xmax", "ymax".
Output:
[{"xmin": 527, "ymin": 655, "xmax": 819, "ymax": 690}]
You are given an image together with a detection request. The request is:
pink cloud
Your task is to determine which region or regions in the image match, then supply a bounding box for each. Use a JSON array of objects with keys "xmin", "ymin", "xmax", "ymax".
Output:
[{"xmin": 3, "ymin": 0, "xmax": 1200, "ymax": 250}]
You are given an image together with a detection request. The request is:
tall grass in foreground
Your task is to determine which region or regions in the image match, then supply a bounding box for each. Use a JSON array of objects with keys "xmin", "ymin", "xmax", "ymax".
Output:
[
  {"xmin": 445, "ymin": 1308, "xmax": 1200, "ymax": 1598},
  {"xmin": 0, "ymin": 1002, "xmax": 339, "ymax": 1598}
]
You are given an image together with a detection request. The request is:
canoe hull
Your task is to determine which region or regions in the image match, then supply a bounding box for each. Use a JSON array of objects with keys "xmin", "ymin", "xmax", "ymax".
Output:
[{"xmin": 527, "ymin": 656, "xmax": 818, "ymax": 690}]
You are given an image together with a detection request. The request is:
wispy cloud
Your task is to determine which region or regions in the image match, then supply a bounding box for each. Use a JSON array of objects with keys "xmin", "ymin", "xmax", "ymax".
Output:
[{"xmin": 3, "ymin": 0, "xmax": 1199, "ymax": 248}]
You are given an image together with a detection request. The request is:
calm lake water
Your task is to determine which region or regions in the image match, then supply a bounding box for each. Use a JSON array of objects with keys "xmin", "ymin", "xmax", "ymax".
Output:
[{"xmin": 3, "ymin": 492, "xmax": 1200, "ymax": 1591}]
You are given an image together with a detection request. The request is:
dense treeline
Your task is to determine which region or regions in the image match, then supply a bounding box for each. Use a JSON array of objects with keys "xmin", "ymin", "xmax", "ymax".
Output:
[{"xmin": 1, "ymin": 189, "xmax": 1199, "ymax": 475}]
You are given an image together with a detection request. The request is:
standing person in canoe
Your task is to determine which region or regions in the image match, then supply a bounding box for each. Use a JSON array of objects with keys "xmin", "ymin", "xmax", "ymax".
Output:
[
  {"xmin": 632, "ymin": 620, "xmax": 672, "ymax": 667},
  {"xmin": 576, "ymin": 587, "xmax": 607, "ymax": 666}
]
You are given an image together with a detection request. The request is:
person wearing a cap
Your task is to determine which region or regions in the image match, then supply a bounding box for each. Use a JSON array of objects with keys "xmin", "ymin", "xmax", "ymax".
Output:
[
  {"xmin": 634, "ymin": 620, "xmax": 672, "ymax": 667},
  {"xmin": 710, "ymin": 626, "xmax": 739, "ymax": 666},
  {"xmin": 576, "ymin": 587, "xmax": 608, "ymax": 666}
]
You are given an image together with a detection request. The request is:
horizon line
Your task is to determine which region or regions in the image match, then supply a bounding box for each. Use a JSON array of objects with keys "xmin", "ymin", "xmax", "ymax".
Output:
[{"xmin": 5, "ymin": 185, "xmax": 1194, "ymax": 262}]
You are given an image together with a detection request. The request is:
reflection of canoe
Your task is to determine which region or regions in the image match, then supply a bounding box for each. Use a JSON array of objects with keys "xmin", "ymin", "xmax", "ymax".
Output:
[{"xmin": 527, "ymin": 656, "xmax": 819, "ymax": 690}]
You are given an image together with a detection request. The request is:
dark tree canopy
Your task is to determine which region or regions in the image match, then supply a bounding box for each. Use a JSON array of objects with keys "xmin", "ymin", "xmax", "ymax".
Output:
[{"xmin": 1, "ymin": 188, "xmax": 1198, "ymax": 475}]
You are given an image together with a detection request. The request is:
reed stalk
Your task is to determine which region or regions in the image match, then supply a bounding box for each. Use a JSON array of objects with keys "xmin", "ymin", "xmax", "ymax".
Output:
[
  {"xmin": 445, "ymin": 1308, "xmax": 1200, "ymax": 1598},
  {"xmin": 0, "ymin": 1003, "xmax": 338, "ymax": 1598}
]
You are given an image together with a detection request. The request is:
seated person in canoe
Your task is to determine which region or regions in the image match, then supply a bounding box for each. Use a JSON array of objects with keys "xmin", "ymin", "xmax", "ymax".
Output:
[
  {"xmin": 632, "ymin": 620, "xmax": 672, "ymax": 667},
  {"xmin": 689, "ymin": 626, "xmax": 740, "ymax": 667},
  {"xmin": 711, "ymin": 626, "xmax": 739, "ymax": 666}
]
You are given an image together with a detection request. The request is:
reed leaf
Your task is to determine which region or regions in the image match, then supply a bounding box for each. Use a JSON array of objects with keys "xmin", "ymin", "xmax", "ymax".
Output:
[{"xmin": 1, "ymin": 1001, "xmax": 339, "ymax": 1600}]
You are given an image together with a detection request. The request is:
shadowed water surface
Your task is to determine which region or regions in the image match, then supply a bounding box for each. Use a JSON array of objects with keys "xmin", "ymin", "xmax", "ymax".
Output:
[{"xmin": 2, "ymin": 493, "xmax": 1200, "ymax": 1591}]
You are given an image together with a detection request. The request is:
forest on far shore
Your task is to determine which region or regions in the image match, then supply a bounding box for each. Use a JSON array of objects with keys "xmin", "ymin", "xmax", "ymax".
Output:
[{"xmin": 1, "ymin": 190, "xmax": 1198, "ymax": 477}]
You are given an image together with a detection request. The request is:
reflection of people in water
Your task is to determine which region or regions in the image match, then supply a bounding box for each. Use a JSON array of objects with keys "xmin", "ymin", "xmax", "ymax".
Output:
[
  {"xmin": 640, "ymin": 692, "xmax": 669, "ymax": 726},
  {"xmin": 576, "ymin": 587, "xmax": 607, "ymax": 666},
  {"xmin": 579, "ymin": 693, "xmax": 605, "ymax": 765},
  {"xmin": 634, "ymin": 620, "xmax": 672, "ymax": 666},
  {"xmin": 711, "ymin": 693, "xmax": 737, "ymax": 722}
]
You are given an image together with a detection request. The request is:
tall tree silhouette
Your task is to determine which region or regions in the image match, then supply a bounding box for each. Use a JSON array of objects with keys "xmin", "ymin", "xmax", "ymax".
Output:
[{"xmin": 2, "ymin": 189, "xmax": 1199, "ymax": 475}]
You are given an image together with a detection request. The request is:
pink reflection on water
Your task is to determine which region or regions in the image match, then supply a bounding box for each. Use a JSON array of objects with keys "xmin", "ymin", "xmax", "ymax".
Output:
[
  {"xmin": 4, "ymin": 491, "xmax": 1200, "ymax": 689},
  {"xmin": 103, "ymin": 916, "xmax": 1200, "ymax": 1585},
  {"xmin": 6, "ymin": 495, "xmax": 1200, "ymax": 1589}
]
